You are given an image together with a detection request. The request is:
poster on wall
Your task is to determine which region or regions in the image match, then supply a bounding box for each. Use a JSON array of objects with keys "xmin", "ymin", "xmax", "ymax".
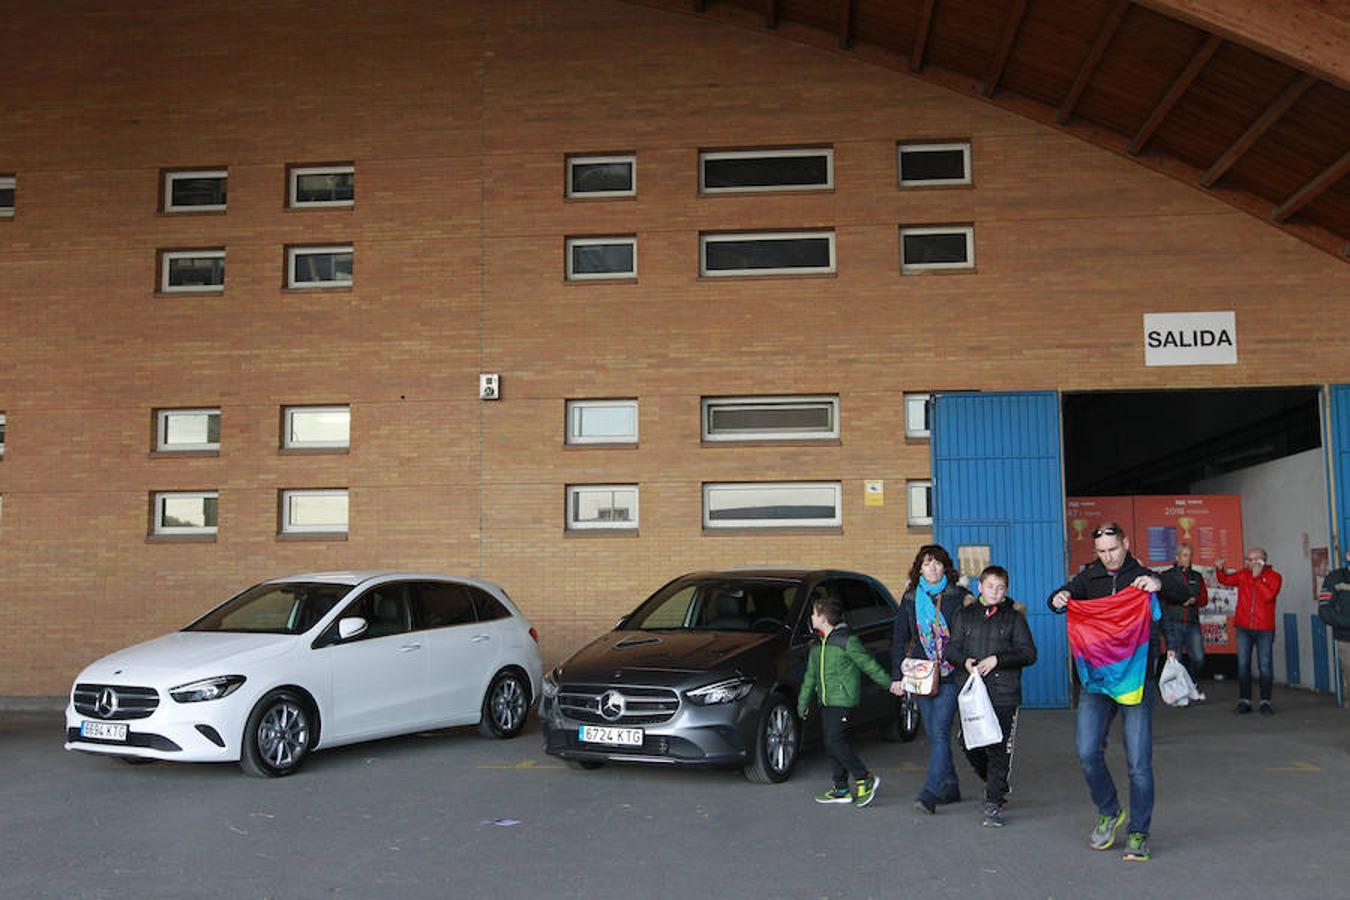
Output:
[{"xmin": 1065, "ymin": 496, "xmax": 1137, "ymax": 574}]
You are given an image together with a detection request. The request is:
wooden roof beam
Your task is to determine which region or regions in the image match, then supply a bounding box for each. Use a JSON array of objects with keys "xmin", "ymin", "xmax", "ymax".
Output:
[
  {"xmin": 1057, "ymin": 0, "xmax": 1129, "ymax": 124},
  {"xmin": 1126, "ymin": 33, "xmax": 1221, "ymax": 155},
  {"xmin": 1199, "ymin": 73, "xmax": 1316, "ymax": 187},
  {"xmin": 1272, "ymin": 149, "xmax": 1350, "ymax": 223},
  {"xmin": 982, "ymin": 0, "xmax": 1028, "ymax": 96},
  {"xmin": 911, "ymin": 0, "xmax": 936, "ymax": 72},
  {"xmin": 765, "ymin": 0, "xmax": 777, "ymax": 29},
  {"xmin": 838, "ymin": 0, "xmax": 855, "ymax": 49}
]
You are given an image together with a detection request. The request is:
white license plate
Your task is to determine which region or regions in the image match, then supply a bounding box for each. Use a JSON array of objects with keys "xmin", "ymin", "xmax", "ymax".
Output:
[
  {"xmin": 578, "ymin": 724, "xmax": 644, "ymax": 747},
  {"xmin": 81, "ymin": 721, "xmax": 129, "ymax": 741}
]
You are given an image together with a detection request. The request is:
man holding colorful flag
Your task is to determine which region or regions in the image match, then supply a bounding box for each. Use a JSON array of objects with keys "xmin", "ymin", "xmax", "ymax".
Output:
[{"xmin": 1049, "ymin": 522, "xmax": 1162, "ymax": 862}]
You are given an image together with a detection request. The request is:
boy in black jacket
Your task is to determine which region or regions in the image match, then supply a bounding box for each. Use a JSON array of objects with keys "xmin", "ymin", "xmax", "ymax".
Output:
[{"xmin": 945, "ymin": 565, "xmax": 1037, "ymax": 828}]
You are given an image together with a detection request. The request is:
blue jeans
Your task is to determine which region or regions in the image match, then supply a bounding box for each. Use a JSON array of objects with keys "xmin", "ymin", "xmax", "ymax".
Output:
[
  {"xmin": 1075, "ymin": 687, "xmax": 1154, "ymax": 836},
  {"xmin": 1235, "ymin": 626, "xmax": 1275, "ymax": 703},
  {"xmin": 916, "ymin": 681, "xmax": 960, "ymax": 801},
  {"xmin": 1163, "ymin": 619, "xmax": 1205, "ymax": 681}
]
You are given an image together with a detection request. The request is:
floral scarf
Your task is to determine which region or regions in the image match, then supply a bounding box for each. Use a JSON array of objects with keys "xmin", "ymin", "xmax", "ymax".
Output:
[{"xmin": 914, "ymin": 575, "xmax": 955, "ymax": 677}]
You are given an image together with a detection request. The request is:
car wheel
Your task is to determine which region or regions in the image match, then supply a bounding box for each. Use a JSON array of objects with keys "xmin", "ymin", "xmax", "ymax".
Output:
[
  {"xmin": 566, "ymin": 759, "xmax": 605, "ymax": 770},
  {"xmin": 882, "ymin": 694, "xmax": 921, "ymax": 743},
  {"xmin": 478, "ymin": 669, "xmax": 530, "ymax": 739},
  {"xmin": 240, "ymin": 690, "xmax": 313, "ymax": 778},
  {"xmin": 743, "ymin": 694, "xmax": 800, "ymax": 784}
]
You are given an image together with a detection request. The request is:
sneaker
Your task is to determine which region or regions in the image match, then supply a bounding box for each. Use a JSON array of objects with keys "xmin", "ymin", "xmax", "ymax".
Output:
[
  {"xmin": 815, "ymin": 786, "xmax": 852, "ymax": 804},
  {"xmin": 1259, "ymin": 701, "xmax": 1275, "ymax": 716},
  {"xmin": 913, "ymin": 792, "xmax": 936, "ymax": 815},
  {"xmin": 982, "ymin": 803, "xmax": 1005, "ymax": 828},
  {"xmin": 1122, "ymin": 832, "xmax": 1151, "ymax": 861},
  {"xmin": 853, "ymin": 773, "xmax": 880, "ymax": 808},
  {"xmin": 1234, "ymin": 700, "xmax": 1253, "ymax": 715},
  {"xmin": 1089, "ymin": 809, "xmax": 1126, "ymax": 850}
]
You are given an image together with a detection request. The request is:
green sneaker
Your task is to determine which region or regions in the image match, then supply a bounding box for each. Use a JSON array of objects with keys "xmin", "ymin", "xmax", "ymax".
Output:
[
  {"xmin": 853, "ymin": 773, "xmax": 880, "ymax": 808},
  {"xmin": 1122, "ymin": 832, "xmax": 1151, "ymax": 861},
  {"xmin": 1089, "ymin": 809, "xmax": 1126, "ymax": 850},
  {"xmin": 815, "ymin": 786, "xmax": 851, "ymax": 804}
]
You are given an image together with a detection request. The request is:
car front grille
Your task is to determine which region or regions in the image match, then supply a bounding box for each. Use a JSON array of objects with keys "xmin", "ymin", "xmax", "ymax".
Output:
[
  {"xmin": 73, "ymin": 684, "xmax": 160, "ymax": 721},
  {"xmin": 558, "ymin": 684, "xmax": 680, "ymax": 725}
]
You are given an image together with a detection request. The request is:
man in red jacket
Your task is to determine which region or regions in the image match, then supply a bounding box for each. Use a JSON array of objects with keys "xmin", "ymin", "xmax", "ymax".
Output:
[{"xmin": 1215, "ymin": 548, "xmax": 1283, "ymax": 715}]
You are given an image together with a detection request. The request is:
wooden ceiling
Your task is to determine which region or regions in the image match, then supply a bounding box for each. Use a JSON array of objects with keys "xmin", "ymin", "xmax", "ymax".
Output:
[{"xmin": 627, "ymin": 0, "xmax": 1350, "ymax": 261}]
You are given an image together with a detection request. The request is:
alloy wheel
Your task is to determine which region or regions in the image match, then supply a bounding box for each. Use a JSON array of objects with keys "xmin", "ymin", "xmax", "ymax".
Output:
[
  {"xmin": 765, "ymin": 704, "xmax": 798, "ymax": 774},
  {"xmin": 491, "ymin": 676, "xmax": 527, "ymax": 733},
  {"xmin": 257, "ymin": 701, "xmax": 308, "ymax": 770}
]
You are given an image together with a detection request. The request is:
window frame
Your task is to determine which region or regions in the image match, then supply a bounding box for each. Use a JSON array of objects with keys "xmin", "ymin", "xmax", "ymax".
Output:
[
  {"xmin": 699, "ymin": 230, "xmax": 836, "ymax": 278},
  {"xmin": 286, "ymin": 244, "xmax": 354, "ymax": 289},
  {"xmin": 288, "ymin": 164, "xmax": 355, "ymax": 208},
  {"xmin": 565, "ymin": 399, "xmax": 638, "ymax": 445},
  {"xmin": 155, "ymin": 408, "xmax": 221, "ymax": 453},
  {"xmin": 701, "ymin": 395, "xmax": 839, "ymax": 443},
  {"xmin": 907, "ymin": 479, "xmax": 934, "ymax": 527},
  {"xmin": 160, "ymin": 249, "xmax": 226, "ymax": 294},
  {"xmin": 702, "ymin": 481, "xmax": 843, "ymax": 530},
  {"xmin": 282, "ymin": 405, "xmax": 351, "ymax": 451},
  {"xmin": 565, "ymin": 154, "xmax": 636, "ymax": 199},
  {"xmin": 565, "ymin": 236, "xmax": 638, "ymax": 281},
  {"xmin": 699, "ymin": 148, "xmax": 834, "ymax": 194},
  {"xmin": 162, "ymin": 169, "xmax": 228, "ymax": 213},
  {"xmin": 0, "ymin": 175, "xmax": 14, "ymax": 218},
  {"xmin": 280, "ymin": 488, "xmax": 350, "ymax": 535},
  {"xmin": 0, "ymin": 411, "xmax": 6, "ymax": 458},
  {"xmin": 152, "ymin": 490, "xmax": 219, "ymax": 536},
  {"xmin": 565, "ymin": 484, "xmax": 640, "ymax": 532},
  {"xmin": 903, "ymin": 393, "xmax": 932, "ymax": 439},
  {"xmin": 899, "ymin": 225, "xmax": 975, "ymax": 274},
  {"xmin": 897, "ymin": 142, "xmax": 972, "ymax": 187}
]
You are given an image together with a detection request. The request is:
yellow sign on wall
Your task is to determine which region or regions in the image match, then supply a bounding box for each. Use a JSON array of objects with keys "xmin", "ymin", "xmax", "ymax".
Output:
[{"xmin": 864, "ymin": 480, "xmax": 884, "ymax": 507}]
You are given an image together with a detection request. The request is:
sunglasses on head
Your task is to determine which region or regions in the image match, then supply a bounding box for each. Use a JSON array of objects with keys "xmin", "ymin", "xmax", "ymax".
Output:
[{"xmin": 1092, "ymin": 527, "xmax": 1122, "ymax": 537}]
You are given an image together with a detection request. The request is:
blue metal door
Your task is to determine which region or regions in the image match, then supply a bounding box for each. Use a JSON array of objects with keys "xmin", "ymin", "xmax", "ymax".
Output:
[
  {"xmin": 932, "ymin": 391, "xmax": 1069, "ymax": 708},
  {"xmin": 1328, "ymin": 384, "xmax": 1350, "ymax": 706}
]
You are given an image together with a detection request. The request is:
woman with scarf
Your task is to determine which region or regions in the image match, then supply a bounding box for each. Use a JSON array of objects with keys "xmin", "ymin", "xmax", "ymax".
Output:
[{"xmin": 890, "ymin": 543, "xmax": 973, "ymax": 813}]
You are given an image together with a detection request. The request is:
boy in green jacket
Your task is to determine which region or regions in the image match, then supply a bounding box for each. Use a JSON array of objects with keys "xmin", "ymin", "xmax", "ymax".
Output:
[{"xmin": 798, "ymin": 596, "xmax": 893, "ymax": 807}]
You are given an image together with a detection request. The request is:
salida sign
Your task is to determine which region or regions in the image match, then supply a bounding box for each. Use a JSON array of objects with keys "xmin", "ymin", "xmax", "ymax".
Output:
[{"xmin": 1143, "ymin": 311, "xmax": 1237, "ymax": 367}]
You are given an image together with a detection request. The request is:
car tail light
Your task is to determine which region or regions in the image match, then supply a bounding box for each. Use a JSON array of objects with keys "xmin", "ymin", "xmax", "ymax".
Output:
[{"xmin": 529, "ymin": 626, "xmax": 539, "ymax": 643}]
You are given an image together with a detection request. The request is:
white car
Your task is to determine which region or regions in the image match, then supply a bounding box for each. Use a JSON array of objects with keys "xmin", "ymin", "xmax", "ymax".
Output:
[{"xmin": 65, "ymin": 571, "xmax": 543, "ymax": 777}]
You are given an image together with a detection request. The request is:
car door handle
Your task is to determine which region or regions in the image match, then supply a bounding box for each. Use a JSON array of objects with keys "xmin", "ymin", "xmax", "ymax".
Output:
[
  {"xmin": 471, "ymin": 634, "xmax": 491, "ymax": 643},
  {"xmin": 399, "ymin": 642, "xmax": 422, "ymax": 652}
]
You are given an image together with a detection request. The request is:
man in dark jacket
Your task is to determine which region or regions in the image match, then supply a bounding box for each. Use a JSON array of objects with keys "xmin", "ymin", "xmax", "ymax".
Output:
[
  {"xmin": 1048, "ymin": 522, "xmax": 1162, "ymax": 862},
  {"xmin": 1318, "ymin": 549, "xmax": 1350, "ymax": 709},
  {"xmin": 945, "ymin": 565, "xmax": 1036, "ymax": 828},
  {"xmin": 1159, "ymin": 543, "xmax": 1208, "ymax": 686}
]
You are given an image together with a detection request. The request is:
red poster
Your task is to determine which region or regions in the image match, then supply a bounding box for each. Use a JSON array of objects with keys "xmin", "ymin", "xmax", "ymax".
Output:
[{"xmin": 1065, "ymin": 497, "xmax": 1136, "ymax": 574}]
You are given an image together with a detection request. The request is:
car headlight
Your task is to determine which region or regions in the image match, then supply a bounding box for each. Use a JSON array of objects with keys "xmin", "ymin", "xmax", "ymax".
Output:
[
  {"xmin": 541, "ymin": 668, "xmax": 561, "ymax": 699},
  {"xmin": 687, "ymin": 677, "xmax": 754, "ymax": 705},
  {"xmin": 169, "ymin": 675, "xmax": 247, "ymax": 703}
]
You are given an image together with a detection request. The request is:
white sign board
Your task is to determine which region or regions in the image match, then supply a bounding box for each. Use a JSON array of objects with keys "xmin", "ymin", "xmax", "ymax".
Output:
[{"xmin": 1143, "ymin": 311, "xmax": 1237, "ymax": 367}]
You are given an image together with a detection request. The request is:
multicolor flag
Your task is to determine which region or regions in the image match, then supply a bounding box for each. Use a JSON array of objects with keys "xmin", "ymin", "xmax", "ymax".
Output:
[{"xmin": 1067, "ymin": 586, "xmax": 1160, "ymax": 705}]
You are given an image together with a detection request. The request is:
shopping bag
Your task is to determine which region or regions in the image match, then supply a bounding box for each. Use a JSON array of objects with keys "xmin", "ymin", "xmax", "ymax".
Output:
[
  {"xmin": 958, "ymin": 670, "xmax": 1003, "ymax": 750},
  {"xmin": 1159, "ymin": 655, "xmax": 1196, "ymax": 707}
]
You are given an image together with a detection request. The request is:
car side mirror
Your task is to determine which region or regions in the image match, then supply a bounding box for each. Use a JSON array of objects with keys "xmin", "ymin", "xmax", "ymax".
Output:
[{"xmin": 338, "ymin": 617, "xmax": 368, "ymax": 641}]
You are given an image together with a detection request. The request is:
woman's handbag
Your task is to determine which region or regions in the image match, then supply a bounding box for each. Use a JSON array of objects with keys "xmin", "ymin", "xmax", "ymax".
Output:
[{"xmin": 899, "ymin": 655, "xmax": 939, "ymax": 696}]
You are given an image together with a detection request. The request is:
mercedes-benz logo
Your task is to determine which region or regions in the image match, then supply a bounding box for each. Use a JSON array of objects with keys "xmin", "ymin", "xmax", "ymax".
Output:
[
  {"xmin": 598, "ymin": 690, "xmax": 626, "ymax": 722},
  {"xmin": 95, "ymin": 687, "xmax": 119, "ymax": 718}
]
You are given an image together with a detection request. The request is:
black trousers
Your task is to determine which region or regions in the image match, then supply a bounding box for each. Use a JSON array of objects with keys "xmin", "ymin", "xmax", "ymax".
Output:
[
  {"xmin": 962, "ymin": 704, "xmax": 1019, "ymax": 806},
  {"xmin": 820, "ymin": 706, "xmax": 868, "ymax": 787}
]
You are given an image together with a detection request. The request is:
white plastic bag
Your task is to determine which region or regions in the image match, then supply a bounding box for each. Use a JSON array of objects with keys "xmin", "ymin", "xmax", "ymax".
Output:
[
  {"xmin": 958, "ymin": 670, "xmax": 1003, "ymax": 750},
  {"xmin": 1159, "ymin": 654, "xmax": 1199, "ymax": 707}
]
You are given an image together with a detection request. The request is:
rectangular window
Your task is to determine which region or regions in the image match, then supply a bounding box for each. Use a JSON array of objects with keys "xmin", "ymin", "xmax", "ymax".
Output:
[
  {"xmin": 703, "ymin": 482, "xmax": 842, "ymax": 529},
  {"xmin": 898, "ymin": 142, "xmax": 971, "ymax": 186},
  {"xmin": 701, "ymin": 231, "xmax": 835, "ymax": 277},
  {"xmin": 156, "ymin": 409, "xmax": 220, "ymax": 452},
  {"xmin": 566, "ymin": 400, "xmax": 638, "ymax": 445},
  {"xmin": 702, "ymin": 396, "xmax": 838, "ymax": 442},
  {"xmin": 0, "ymin": 175, "xmax": 14, "ymax": 217},
  {"xmin": 163, "ymin": 170, "xmax": 227, "ymax": 212},
  {"xmin": 566, "ymin": 155, "xmax": 635, "ymax": 198},
  {"xmin": 283, "ymin": 406, "xmax": 350, "ymax": 450},
  {"xmin": 904, "ymin": 393, "xmax": 932, "ymax": 439},
  {"xmin": 907, "ymin": 480, "xmax": 933, "ymax": 526},
  {"xmin": 161, "ymin": 250, "xmax": 226, "ymax": 293},
  {"xmin": 287, "ymin": 245, "xmax": 353, "ymax": 288},
  {"xmin": 0, "ymin": 411, "xmax": 6, "ymax": 457},
  {"xmin": 153, "ymin": 491, "xmax": 219, "ymax": 536},
  {"xmin": 281, "ymin": 489, "xmax": 349, "ymax": 534},
  {"xmin": 566, "ymin": 485, "xmax": 638, "ymax": 531},
  {"xmin": 566, "ymin": 237, "xmax": 637, "ymax": 281},
  {"xmin": 900, "ymin": 226, "xmax": 974, "ymax": 273},
  {"xmin": 289, "ymin": 165, "xmax": 355, "ymax": 207},
  {"xmin": 700, "ymin": 148, "xmax": 833, "ymax": 193}
]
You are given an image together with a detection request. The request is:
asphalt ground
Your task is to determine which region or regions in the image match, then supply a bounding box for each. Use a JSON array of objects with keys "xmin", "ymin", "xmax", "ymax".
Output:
[{"xmin": 1, "ymin": 686, "xmax": 1346, "ymax": 900}]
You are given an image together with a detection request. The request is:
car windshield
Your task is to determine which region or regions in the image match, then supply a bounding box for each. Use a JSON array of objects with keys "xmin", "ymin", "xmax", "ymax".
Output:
[
  {"xmin": 624, "ymin": 579, "xmax": 798, "ymax": 632},
  {"xmin": 184, "ymin": 582, "xmax": 352, "ymax": 634}
]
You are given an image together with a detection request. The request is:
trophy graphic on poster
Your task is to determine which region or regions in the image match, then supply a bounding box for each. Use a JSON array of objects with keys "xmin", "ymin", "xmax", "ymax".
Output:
[
  {"xmin": 1177, "ymin": 516, "xmax": 1194, "ymax": 539},
  {"xmin": 1071, "ymin": 518, "xmax": 1089, "ymax": 541}
]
